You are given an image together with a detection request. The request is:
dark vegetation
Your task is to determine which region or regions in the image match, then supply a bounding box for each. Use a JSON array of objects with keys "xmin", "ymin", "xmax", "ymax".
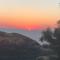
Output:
[{"xmin": 40, "ymin": 20, "xmax": 60, "ymax": 60}]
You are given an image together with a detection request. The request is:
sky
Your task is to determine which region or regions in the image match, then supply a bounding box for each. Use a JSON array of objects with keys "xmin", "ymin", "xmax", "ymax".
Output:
[{"xmin": 0, "ymin": 0, "xmax": 60, "ymax": 30}]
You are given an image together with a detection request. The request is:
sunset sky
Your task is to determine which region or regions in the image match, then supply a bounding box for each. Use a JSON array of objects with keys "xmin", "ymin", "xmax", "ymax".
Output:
[{"xmin": 0, "ymin": 0, "xmax": 60, "ymax": 30}]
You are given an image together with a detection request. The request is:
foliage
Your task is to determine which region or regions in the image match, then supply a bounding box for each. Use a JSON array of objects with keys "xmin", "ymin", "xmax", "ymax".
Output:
[{"xmin": 40, "ymin": 27, "xmax": 60, "ymax": 60}]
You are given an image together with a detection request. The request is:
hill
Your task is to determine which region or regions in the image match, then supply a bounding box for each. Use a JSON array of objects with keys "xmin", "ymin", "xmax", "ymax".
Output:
[{"xmin": 0, "ymin": 31, "xmax": 41, "ymax": 60}]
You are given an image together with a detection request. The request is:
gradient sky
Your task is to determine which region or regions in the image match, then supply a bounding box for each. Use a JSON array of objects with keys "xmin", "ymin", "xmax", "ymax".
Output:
[{"xmin": 0, "ymin": 0, "xmax": 60, "ymax": 30}]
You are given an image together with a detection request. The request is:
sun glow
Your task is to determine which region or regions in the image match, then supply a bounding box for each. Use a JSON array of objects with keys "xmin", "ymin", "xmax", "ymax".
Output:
[{"xmin": 0, "ymin": 0, "xmax": 59, "ymax": 30}]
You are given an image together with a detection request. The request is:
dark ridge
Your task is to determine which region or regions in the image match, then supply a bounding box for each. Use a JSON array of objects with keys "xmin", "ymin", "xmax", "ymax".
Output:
[{"xmin": 0, "ymin": 31, "xmax": 41, "ymax": 60}]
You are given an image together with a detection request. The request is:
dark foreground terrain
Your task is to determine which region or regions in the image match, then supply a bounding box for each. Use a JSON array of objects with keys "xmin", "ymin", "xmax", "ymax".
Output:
[{"xmin": 0, "ymin": 31, "xmax": 41, "ymax": 60}]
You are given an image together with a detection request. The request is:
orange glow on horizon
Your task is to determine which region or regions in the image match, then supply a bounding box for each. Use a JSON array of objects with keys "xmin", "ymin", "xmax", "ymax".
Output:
[
  {"xmin": 0, "ymin": 7, "xmax": 59, "ymax": 30},
  {"xmin": 0, "ymin": 16, "xmax": 57, "ymax": 30}
]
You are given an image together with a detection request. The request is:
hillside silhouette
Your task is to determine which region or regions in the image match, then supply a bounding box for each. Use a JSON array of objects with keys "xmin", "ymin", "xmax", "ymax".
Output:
[{"xmin": 0, "ymin": 31, "xmax": 41, "ymax": 60}]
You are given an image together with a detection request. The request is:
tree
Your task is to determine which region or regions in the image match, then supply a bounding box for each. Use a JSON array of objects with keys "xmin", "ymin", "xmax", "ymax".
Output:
[
  {"xmin": 53, "ymin": 20, "xmax": 60, "ymax": 60},
  {"xmin": 40, "ymin": 28, "xmax": 53, "ymax": 44},
  {"xmin": 40, "ymin": 20, "xmax": 60, "ymax": 60}
]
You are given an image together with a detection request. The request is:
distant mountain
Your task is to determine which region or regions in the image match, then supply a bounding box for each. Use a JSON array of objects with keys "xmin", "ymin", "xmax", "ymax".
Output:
[{"xmin": 0, "ymin": 31, "xmax": 41, "ymax": 60}]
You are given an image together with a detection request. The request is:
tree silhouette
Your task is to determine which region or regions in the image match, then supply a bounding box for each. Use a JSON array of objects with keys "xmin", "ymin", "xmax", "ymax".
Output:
[
  {"xmin": 53, "ymin": 20, "xmax": 60, "ymax": 60},
  {"xmin": 40, "ymin": 20, "xmax": 60, "ymax": 60}
]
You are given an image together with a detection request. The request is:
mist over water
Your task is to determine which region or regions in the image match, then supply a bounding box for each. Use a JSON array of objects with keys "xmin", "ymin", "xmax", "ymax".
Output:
[
  {"xmin": 0, "ymin": 28, "xmax": 49, "ymax": 45},
  {"xmin": 0, "ymin": 28, "xmax": 41, "ymax": 40}
]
